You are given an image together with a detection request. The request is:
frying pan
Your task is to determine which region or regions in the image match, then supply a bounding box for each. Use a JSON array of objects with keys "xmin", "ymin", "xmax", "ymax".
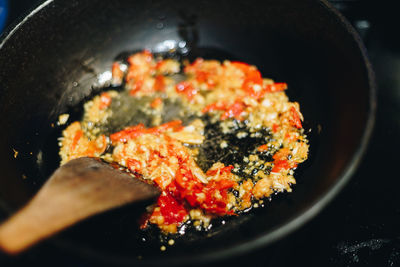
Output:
[{"xmin": 0, "ymin": 0, "xmax": 375, "ymax": 265}]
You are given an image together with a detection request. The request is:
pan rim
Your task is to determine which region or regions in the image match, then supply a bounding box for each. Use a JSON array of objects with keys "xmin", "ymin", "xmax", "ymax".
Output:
[{"xmin": 0, "ymin": 0, "xmax": 377, "ymax": 265}]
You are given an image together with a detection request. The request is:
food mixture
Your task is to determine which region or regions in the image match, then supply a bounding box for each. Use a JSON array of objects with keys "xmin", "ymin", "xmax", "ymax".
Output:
[{"xmin": 59, "ymin": 50, "xmax": 309, "ymax": 234}]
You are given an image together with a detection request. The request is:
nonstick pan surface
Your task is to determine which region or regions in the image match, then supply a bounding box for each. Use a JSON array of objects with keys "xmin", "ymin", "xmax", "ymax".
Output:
[{"xmin": 0, "ymin": 0, "xmax": 375, "ymax": 265}]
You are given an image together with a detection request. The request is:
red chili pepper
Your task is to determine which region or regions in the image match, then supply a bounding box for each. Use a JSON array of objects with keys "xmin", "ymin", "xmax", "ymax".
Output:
[
  {"xmin": 220, "ymin": 100, "xmax": 245, "ymax": 120},
  {"xmin": 155, "ymin": 60, "xmax": 165, "ymax": 71},
  {"xmin": 284, "ymin": 132, "xmax": 298, "ymax": 142},
  {"xmin": 110, "ymin": 120, "xmax": 182, "ymax": 143},
  {"xmin": 272, "ymin": 123, "xmax": 279, "ymax": 133},
  {"xmin": 271, "ymin": 160, "xmax": 290, "ymax": 172},
  {"xmin": 154, "ymin": 75, "xmax": 165, "ymax": 91},
  {"xmin": 184, "ymin": 58, "xmax": 204, "ymax": 73},
  {"xmin": 271, "ymin": 159, "xmax": 298, "ymax": 173},
  {"xmin": 245, "ymin": 68, "xmax": 263, "ymax": 85},
  {"xmin": 155, "ymin": 120, "xmax": 183, "ymax": 132},
  {"xmin": 175, "ymin": 81, "xmax": 198, "ymax": 100},
  {"xmin": 272, "ymin": 148, "xmax": 291, "ymax": 161},
  {"xmin": 110, "ymin": 123, "xmax": 145, "ymax": 143},
  {"xmin": 231, "ymin": 61, "xmax": 265, "ymax": 99},
  {"xmin": 201, "ymin": 181, "xmax": 236, "ymax": 215},
  {"xmin": 157, "ymin": 193, "xmax": 188, "ymax": 225},
  {"xmin": 203, "ymin": 100, "xmax": 245, "ymax": 120},
  {"xmin": 257, "ymin": 144, "xmax": 269, "ymax": 152},
  {"xmin": 202, "ymin": 102, "xmax": 226, "ymax": 113},
  {"xmin": 174, "ymin": 167, "xmax": 189, "ymax": 189},
  {"xmin": 139, "ymin": 211, "xmax": 152, "ymax": 229},
  {"xmin": 99, "ymin": 92, "xmax": 112, "ymax": 109},
  {"xmin": 111, "ymin": 62, "xmax": 124, "ymax": 82},
  {"xmin": 126, "ymin": 50, "xmax": 154, "ymax": 93},
  {"xmin": 213, "ymin": 178, "xmax": 237, "ymax": 190},
  {"xmin": 195, "ymin": 70, "xmax": 208, "ymax": 83},
  {"xmin": 230, "ymin": 61, "xmax": 251, "ymax": 72},
  {"xmin": 128, "ymin": 49, "xmax": 153, "ymax": 65},
  {"xmin": 219, "ymin": 165, "xmax": 234, "ymax": 175},
  {"xmin": 289, "ymin": 106, "xmax": 302, "ymax": 129},
  {"xmin": 264, "ymin": 82, "xmax": 288, "ymax": 92},
  {"xmin": 71, "ymin": 130, "xmax": 83, "ymax": 150},
  {"xmin": 231, "ymin": 61, "xmax": 261, "ymax": 84},
  {"xmin": 202, "ymin": 103, "xmax": 218, "ymax": 113},
  {"xmin": 129, "ymin": 79, "xmax": 144, "ymax": 95},
  {"xmin": 170, "ymin": 165, "xmax": 236, "ymax": 216},
  {"xmin": 196, "ymin": 70, "xmax": 216, "ymax": 88},
  {"xmin": 127, "ymin": 159, "xmax": 142, "ymax": 173},
  {"xmin": 206, "ymin": 165, "xmax": 234, "ymax": 176},
  {"xmin": 184, "ymin": 58, "xmax": 218, "ymax": 88}
]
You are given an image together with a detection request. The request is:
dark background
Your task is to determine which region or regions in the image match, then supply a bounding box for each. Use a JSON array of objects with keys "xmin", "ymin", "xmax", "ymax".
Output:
[{"xmin": 0, "ymin": 0, "xmax": 399, "ymax": 266}]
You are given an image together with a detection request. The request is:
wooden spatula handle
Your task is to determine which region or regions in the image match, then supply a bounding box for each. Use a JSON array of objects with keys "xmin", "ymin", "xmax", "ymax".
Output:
[
  {"xmin": 0, "ymin": 157, "xmax": 160, "ymax": 254},
  {"xmin": 0, "ymin": 188, "xmax": 79, "ymax": 254}
]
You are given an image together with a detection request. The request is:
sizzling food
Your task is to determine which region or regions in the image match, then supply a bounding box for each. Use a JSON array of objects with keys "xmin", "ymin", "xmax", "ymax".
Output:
[{"xmin": 59, "ymin": 51, "xmax": 309, "ymax": 234}]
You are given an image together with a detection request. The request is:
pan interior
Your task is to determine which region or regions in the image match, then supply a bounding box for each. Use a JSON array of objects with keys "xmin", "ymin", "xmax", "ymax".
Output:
[{"xmin": 0, "ymin": 0, "xmax": 374, "ymax": 264}]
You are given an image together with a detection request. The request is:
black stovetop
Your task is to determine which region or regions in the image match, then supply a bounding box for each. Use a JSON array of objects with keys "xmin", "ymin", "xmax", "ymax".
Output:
[{"xmin": 1, "ymin": 1, "xmax": 399, "ymax": 266}]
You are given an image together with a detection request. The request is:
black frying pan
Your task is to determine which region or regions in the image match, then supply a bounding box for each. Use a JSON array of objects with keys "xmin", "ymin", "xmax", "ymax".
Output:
[{"xmin": 0, "ymin": 0, "xmax": 375, "ymax": 265}]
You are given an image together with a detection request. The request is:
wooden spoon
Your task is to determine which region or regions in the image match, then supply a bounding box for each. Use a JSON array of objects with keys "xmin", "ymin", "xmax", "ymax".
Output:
[{"xmin": 0, "ymin": 157, "xmax": 160, "ymax": 254}]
